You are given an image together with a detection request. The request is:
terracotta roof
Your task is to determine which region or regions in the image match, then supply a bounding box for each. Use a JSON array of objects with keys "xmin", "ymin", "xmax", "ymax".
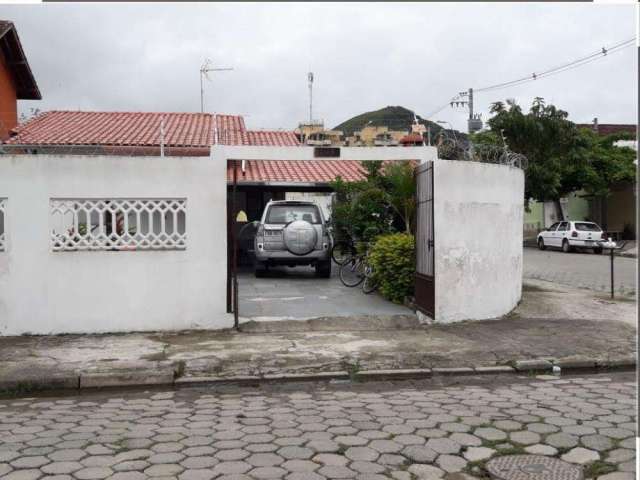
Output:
[
  {"xmin": 216, "ymin": 114, "xmax": 246, "ymax": 145},
  {"xmin": 3, "ymin": 110, "xmax": 373, "ymax": 185},
  {"xmin": 399, "ymin": 133, "xmax": 424, "ymax": 145},
  {"xmin": 576, "ymin": 123, "xmax": 636, "ymax": 136},
  {"xmin": 246, "ymin": 130, "xmax": 300, "ymax": 147},
  {"xmin": 4, "ymin": 110, "xmax": 299, "ymax": 148},
  {"xmin": 0, "ymin": 20, "xmax": 41, "ymax": 100},
  {"xmin": 6, "ymin": 111, "xmax": 216, "ymax": 147},
  {"xmin": 229, "ymin": 160, "xmax": 366, "ymax": 184}
]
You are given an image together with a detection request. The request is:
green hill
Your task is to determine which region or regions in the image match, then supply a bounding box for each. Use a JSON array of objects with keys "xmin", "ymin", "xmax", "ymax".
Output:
[{"xmin": 333, "ymin": 105, "xmax": 465, "ymax": 140}]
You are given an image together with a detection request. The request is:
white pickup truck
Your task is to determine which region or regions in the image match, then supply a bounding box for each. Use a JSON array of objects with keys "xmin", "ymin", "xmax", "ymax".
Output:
[{"xmin": 537, "ymin": 221, "xmax": 606, "ymax": 253}]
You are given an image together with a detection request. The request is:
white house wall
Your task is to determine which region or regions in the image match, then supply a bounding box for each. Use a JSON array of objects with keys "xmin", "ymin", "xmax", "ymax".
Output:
[
  {"xmin": 433, "ymin": 161, "xmax": 524, "ymax": 323},
  {"xmin": 0, "ymin": 145, "xmax": 526, "ymax": 334},
  {"xmin": 0, "ymin": 154, "xmax": 229, "ymax": 335}
]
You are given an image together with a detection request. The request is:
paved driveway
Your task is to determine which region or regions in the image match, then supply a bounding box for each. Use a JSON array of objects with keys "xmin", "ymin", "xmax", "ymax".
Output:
[
  {"xmin": 238, "ymin": 266, "xmax": 412, "ymax": 322},
  {"xmin": 524, "ymin": 248, "xmax": 636, "ymax": 295}
]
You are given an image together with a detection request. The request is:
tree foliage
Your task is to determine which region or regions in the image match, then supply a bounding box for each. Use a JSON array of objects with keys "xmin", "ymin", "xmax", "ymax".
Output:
[
  {"xmin": 482, "ymin": 97, "xmax": 636, "ymax": 205},
  {"xmin": 329, "ymin": 161, "xmax": 416, "ymax": 243}
]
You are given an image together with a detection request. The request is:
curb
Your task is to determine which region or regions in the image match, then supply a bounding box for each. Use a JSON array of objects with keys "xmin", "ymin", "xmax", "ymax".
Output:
[{"xmin": 0, "ymin": 357, "xmax": 635, "ymax": 397}]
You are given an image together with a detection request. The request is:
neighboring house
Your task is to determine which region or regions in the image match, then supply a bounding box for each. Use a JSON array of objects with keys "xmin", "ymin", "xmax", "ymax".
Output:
[
  {"xmin": 577, "ymin": 119, "xmax": 637, "ymax": 239},
  {"xmin": 296, "ymin": 121, "xmax": 344, "ymax": 146},
  {"xmin": 524, "ymin": 119, "xmax": 637, "ymax": 240},
  {"xmin": 0, "ymin": 20, "xmax": 41, "ymax": 140},
  {"xmin": 345, "ymin": 125, "xmax": 408, "ymax": 147}
]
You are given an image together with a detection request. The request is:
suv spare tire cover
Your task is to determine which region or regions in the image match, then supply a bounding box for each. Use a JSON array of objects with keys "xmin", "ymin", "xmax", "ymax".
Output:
[{"xmin": 283, "ymin": 220, "xmax": 318, "ymax": 255}]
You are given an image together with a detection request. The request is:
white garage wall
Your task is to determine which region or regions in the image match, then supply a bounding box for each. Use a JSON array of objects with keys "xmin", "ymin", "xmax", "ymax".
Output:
[
  {"xmin": 0, "ymin": 154, "xmax": 230, "ymax": 335},
  {"xmin": 434, "ymin": 161, "xmax": 524, "ymax": 323}
]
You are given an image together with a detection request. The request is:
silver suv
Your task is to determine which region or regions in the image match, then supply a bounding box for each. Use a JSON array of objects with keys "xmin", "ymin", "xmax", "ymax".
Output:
[{"xmin": 254, "ymin": 200, "xmax": 332, "ymax": 278}]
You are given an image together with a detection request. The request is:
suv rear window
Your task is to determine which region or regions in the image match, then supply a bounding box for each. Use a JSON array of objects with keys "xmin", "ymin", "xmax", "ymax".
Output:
[
  {"xmin": 266, "ymin": 204, "xmax": 321, "ymax": 224},
  {"xmin": 575, "ymin": 222, "xmax": 601, "ymax": 232}
]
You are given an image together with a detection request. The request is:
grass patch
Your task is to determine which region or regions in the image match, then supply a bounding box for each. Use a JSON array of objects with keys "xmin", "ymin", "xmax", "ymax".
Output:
[
  {"xmin": 583, "ymin": 460, "xmax": 617, "ymax": 478},
  {"xmin": 0, "ymin": 381, "xmax": 46, "ymax": 398},
  {"xmin": 340, "ymin": 358, "xmax": 362, "ymax": 382}
]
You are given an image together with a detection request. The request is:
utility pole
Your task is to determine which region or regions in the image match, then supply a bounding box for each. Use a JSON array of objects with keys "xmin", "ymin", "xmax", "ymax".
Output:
[
  {"xmin": 467, "ymin": 87, "xmax": 483, "ymax": 134},
  {"xmin": 308, "ymin": 72, "xmax": 314, "ymax": 123},
  {"xmin": 200, "ymin": 59, "xmax": 233, "ymax": 113}
]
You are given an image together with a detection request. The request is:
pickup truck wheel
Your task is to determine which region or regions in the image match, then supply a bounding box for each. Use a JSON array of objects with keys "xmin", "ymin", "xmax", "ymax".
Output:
[
  {"xmin": 562, "ymin": 239, "xmax": 571, "ymax": 253},
  {"xmin": 538, "ymin": 238, "xmax": 546, "ymax": 250},
  {"xmin": 315, "ymin": 260, "xmax": 332, "ymax": 278}
]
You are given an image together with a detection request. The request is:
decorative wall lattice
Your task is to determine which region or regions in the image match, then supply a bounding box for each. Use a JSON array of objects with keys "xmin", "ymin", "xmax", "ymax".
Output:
[
  {"xmin": 0, "ymin": 198, "xmax": 5, "ymax": 252},
  {"xmin": 50, "ymin": 198, "xmax": 187, "ymax": 252}
]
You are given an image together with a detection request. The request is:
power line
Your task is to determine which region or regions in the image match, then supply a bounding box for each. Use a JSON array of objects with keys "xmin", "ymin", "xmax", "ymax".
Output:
[
  {"xmin": 476, "ymin": 38, "xmax": 634, "ymax": 93},
  {"xmin": 423, "ymin": 37, "xmax": 635, "ymax": 121}
]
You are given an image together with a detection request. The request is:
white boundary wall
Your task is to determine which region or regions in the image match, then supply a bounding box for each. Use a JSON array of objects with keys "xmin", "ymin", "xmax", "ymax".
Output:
[
  {"xmin": 0, "ymin": 154, "xmax": 229, "ymax": 335},
  {"xmin": 433, "ymin": 160, "xmax": 524, "ymax": 323},
  {"xmin": 0, "ymin": 146, "xmax": 437, "ymax": 335}
]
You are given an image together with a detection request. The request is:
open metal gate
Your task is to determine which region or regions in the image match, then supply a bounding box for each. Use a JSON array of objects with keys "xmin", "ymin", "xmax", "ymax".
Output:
[{"xmin": 415, "ymin": 161, "xmax": 435, "ymax": 318}]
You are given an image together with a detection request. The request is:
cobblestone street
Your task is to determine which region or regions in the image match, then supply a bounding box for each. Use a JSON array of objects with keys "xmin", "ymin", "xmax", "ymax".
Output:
[
  {"xmin": 524, "ymin": 249, "xmax": 636, "ymax": 295},
  {"xmin": 0, "ymin": 373, "xmax": 635, "ymax": 480}
]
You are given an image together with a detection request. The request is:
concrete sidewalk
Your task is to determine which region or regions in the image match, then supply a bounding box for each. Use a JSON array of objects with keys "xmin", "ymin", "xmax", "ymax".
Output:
[{"xmin": 0, "ymin": 279, "xmax": 635, "ymax": 394}]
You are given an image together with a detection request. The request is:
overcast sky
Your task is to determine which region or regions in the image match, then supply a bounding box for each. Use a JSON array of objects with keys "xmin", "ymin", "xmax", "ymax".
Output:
[{"xmin": 1, "ymin": 3, "xmax": 637, "ymax": 132}]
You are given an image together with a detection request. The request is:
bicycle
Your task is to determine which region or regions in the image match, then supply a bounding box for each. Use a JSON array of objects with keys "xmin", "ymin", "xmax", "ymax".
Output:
[
  {"xmin": 339, "ymin": 253, "xmax": 366, "ymax": 287},
  {"xmin": 339, "ymin": 244, "xmax": 378, "ymax": 293},
  {"xmin": 361, "ymin": 262, "xmax": 378, "ymax": 294},
  {"xmin": 331, "ymin": 239, "xmax": 357, "ymax": 265}
]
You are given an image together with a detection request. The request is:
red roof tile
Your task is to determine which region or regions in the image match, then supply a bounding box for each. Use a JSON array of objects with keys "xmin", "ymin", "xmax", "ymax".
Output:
[
  {"xmin": 6, "ymin": 111, "xmax": 217, "ymax": 147},
  {"xmin": 576, "ymin": 123, "xmax": 636, "ymax": 136},
  {"xmin": 3, "ymin": 110, "xmax": 372, "ymax": 185},
  {"xmin": 229, "ymin": 160, "xmax": 366, "ymax": 184},
  {"xmin": 4, "ymin": 111, "xmax": 300, "ymax": 148},
  {"xmin": 246, "ymin": 130, "xmax": 300, "ymax": 147}
]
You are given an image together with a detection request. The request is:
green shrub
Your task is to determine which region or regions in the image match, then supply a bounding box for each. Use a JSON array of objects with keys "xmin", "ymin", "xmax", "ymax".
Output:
[{"xmin": 368, "ymin": 233, "xmax": 415, "ymax": 303}]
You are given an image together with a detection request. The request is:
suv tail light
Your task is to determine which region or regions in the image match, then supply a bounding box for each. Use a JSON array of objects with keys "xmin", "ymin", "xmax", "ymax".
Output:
[{"xmin": 571, "ymin": 231, "xmax": 578, "ymax": 237}]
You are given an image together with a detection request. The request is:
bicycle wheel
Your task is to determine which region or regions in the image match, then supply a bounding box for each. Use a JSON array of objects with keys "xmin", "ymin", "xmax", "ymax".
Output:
[
  {"xmin": 362, "ymin": 265, "xmax": 378, "ymax": 294},
  {"xmin": 339, "ymin": 256, "xmax": 365, "ymax": 287},
  {"xmin": 332, "ymin": 242, "xmax": 354, "ymax": 265}
]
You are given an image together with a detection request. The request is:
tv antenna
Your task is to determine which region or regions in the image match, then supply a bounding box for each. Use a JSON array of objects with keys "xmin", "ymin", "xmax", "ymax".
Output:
[
  {"xmin": 308, "ymin": 72, "xmax": 314, "ymax": 123},
  {"xmin": 200, "ymin": 58, "xmax": 233, "ymax": 113}
]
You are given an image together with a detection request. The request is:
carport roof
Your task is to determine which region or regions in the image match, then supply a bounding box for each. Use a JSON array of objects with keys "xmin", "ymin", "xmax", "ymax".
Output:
[{"xmin": 228, "ymin": 159, "xmax": 367, "ymax": 184}]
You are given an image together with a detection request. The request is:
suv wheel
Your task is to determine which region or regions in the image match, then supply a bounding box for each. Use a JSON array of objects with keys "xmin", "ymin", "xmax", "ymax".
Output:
[
  {"xmin": 254, "ymin": 261, "xmax": 267, "ymax": 278},
  {"xmin": 315, "ymin": 260, "xmax": 331, "ymax": 278}
]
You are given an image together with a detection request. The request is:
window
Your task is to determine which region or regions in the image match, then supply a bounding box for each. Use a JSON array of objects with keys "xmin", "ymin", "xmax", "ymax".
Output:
[
  {"xmin": 0, "ymin": 198, "xmax": 5, "ymax": 252},
  {"xmin": 557, "ymin": 222, "xmax": 569, "ymax": 232},
  {"xmin": 266, "ymin": 204, "xmax": 321, "ymax": 224},
  {"xmin": 548, "ymin": 222, "xmax": 560, "ymax": 231},
  {"xmin": 50, "ymin": 198, "xmax": 186, "ymax": 252},
  {"xmin": 575, "ymin": 222, "xmax": 601, "ymax": 232}
]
